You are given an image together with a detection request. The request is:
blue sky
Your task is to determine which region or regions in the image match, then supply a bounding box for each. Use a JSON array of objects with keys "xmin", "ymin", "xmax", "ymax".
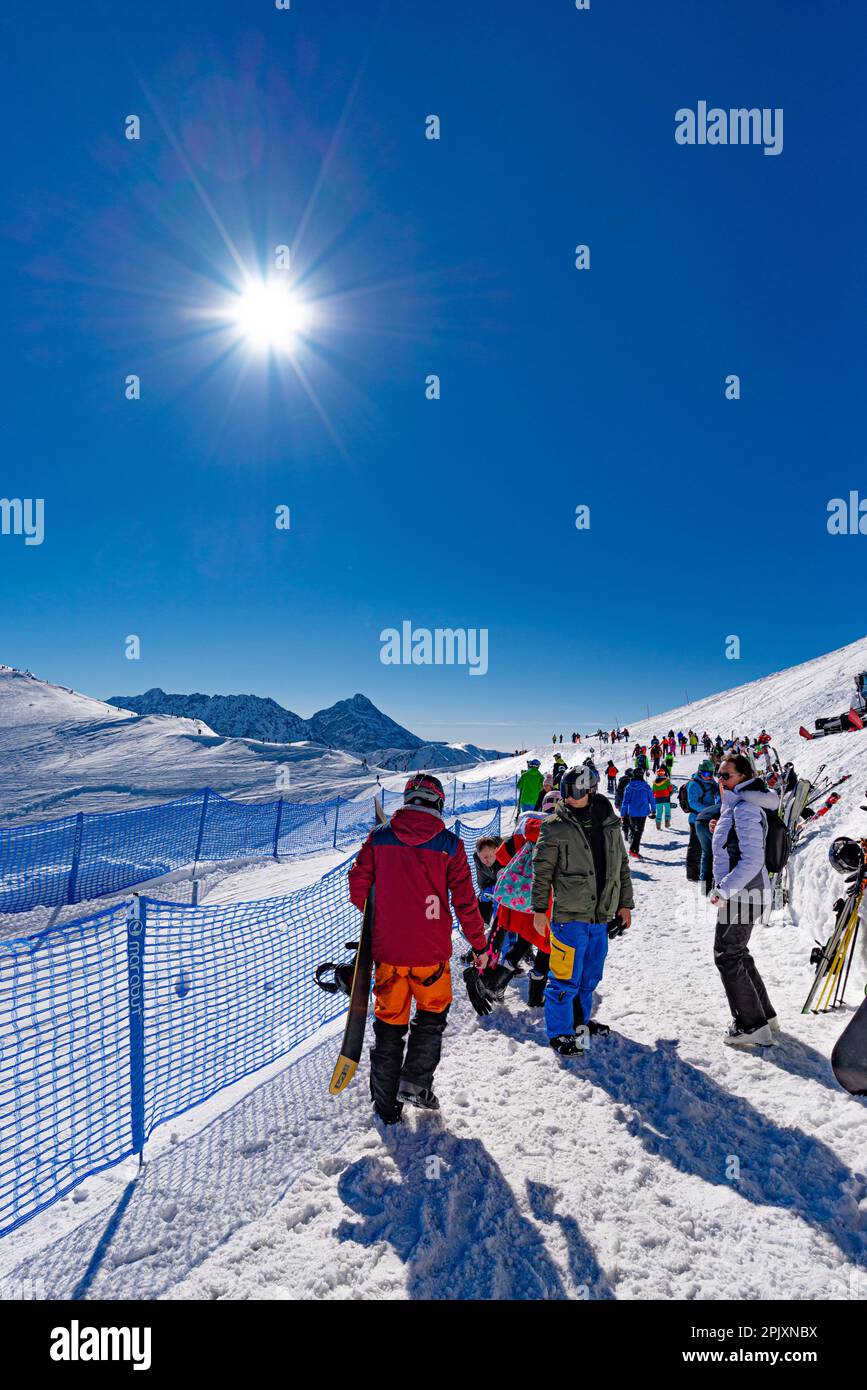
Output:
[{"xmin": 2, "ymin": 1, "xmax": 866, "ymax": 749}]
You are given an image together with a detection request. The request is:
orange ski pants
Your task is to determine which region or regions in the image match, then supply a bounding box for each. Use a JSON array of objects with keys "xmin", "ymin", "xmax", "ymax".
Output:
[{"xmin": 373, "ymin": 961, "xmax": 452, "ymax": 1025}]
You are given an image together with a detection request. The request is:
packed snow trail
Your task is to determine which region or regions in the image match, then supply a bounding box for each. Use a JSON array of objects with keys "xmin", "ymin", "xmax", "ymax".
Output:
[{"xmin": 3, "ymin": 752, "xmax": 867, "ymax": 1300}]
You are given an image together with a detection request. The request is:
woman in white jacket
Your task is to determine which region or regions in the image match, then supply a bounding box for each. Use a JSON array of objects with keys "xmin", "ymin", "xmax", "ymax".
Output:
[{"xmin": 709, "ymin": 753, "xmax": 780, "ymax": 1048}]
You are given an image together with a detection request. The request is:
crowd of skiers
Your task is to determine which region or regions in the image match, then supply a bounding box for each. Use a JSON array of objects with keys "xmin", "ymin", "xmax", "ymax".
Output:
[
  {"xmin": 345, "ymin": 724, "xmax": 785, "ymax": 1124},
  {"xmin": 553, "ymin": 729, "xmax": 633, "ymax": 745}
]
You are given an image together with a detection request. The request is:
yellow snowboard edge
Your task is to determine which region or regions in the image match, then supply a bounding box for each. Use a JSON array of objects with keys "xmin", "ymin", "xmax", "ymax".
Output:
[{"xmin": 329, "ymin": 1055, "xmax": 358, "ymax": 1094}]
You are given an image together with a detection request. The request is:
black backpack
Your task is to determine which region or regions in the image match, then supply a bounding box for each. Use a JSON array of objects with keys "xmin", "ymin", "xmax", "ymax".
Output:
[
  {"xmin": 764, "ymin": 811, "xmax": 790, "ymax": 873},
  {"xmin": 677, "ymin": 781, "xmax": 692, "ymax": 814}
]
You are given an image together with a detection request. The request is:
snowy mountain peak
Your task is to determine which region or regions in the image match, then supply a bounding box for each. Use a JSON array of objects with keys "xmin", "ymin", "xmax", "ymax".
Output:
[
  {"xmin": 107, "ymin": 689, "xmax": 310, "ymax": 744},
  {"xmin": 307, "ymin": 694, "xmax": 422, "ymax": 753},
  {"xmin": 106, "ymin": 687, "xmax": 422, "ymax": 754}
]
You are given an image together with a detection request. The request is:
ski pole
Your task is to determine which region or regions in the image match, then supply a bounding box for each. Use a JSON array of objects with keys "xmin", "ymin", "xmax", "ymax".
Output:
[
  {"xmin": 815, "ymin": 903, "xmax": 861, "ymax": 1012},
  {"xmin": 837, "ymin": 916, "xmax": 861, "ymax": 1010}
]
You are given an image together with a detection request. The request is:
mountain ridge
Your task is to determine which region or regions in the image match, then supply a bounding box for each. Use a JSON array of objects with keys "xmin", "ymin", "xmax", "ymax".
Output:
[{"xmin": 106, "ymin": 687, "xmax": 426, "ymax": 755}]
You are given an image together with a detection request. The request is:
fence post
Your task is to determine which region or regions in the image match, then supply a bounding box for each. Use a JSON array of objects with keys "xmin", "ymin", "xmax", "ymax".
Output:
[
  {"xmin": 486, "ymin": 776, "xmax": 491, "ymax": 807},
  {"xmin": 452, "ymin": 780, "xmax": 457, "ymax": 813},
  {"xmin": 272, "ymin": 796, "xmax": 284, "ymax": 860},
  {"xmin": 125, "ymin": 895, "xmax": 146, "ymax": 1164},
  {"xmin": 193, "ymin": 788, "xmax": 210, "ymax": 873},
  {"xmin": 332, "ymin": 798, "xmax": 341, "ymax": 848},
  {"xmin": 66, "ymin": 812, "xmax": 84, "ymax": 904}
]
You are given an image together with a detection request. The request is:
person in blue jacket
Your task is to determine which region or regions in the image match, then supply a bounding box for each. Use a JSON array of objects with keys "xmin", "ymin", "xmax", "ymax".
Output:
[
  {"xmin": 620, "ymin": 768, "xmax": 655, "ymax": 858},
  {"xmin": 686, "ymin": 759, "xmax": 719, "ymax": 889}
]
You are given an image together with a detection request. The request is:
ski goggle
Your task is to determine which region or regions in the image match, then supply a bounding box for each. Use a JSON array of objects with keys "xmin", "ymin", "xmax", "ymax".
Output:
[{"xmin": 404, "ymin": 774, "xmax": 445, "ymax": 803}]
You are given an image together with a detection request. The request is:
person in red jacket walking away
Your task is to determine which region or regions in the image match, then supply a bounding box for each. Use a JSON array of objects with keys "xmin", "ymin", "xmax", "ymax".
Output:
[{"xmin": 348, "ymin": 773, "xmax": 488, "ymax": 1125}]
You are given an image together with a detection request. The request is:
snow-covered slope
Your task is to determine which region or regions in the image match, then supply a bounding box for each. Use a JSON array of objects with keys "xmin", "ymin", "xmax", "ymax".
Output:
[
  {"xmin": 441, "ymin": 635, "xmax": 867, "ymax": 808},
  {"xmin": 0, "ymin": 670, "xmax": 507, "ymax": 823},
  {"xmin": 3, "ymin": 641, "xmax": 867, "ymax": 1301},
  {"xmin": 3, "ymin": 746, "xmax": 866, "ymax": 1300},
  {"xmin": 0, "ymin": 669, "xmax": 373, "ymax": 821},
  {"xmin": 624, "ymin": 634, "xmax": 867, "ymax": 761}
]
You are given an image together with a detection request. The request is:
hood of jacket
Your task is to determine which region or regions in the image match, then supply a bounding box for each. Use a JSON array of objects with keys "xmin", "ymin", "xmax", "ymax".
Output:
[
  {"xmin": 387, "ymin": 805, "xmax": 447, "ymax": 845},
  {"xmin": 722, "ymin": 777, "xmax": 780, "ymax": 814},
  {"xmin": 515, "ymin": 811, "xmax": 543, "ymax": 841}
]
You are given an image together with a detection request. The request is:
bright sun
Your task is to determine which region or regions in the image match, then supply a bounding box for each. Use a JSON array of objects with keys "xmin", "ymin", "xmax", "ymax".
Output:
[{"xmin": 230, "ymin": 280, "xmax": 312, "ymax": 353}]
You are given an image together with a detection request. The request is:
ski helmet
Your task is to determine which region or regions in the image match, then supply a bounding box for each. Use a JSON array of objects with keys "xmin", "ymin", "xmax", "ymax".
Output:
[
  {"xmin": 560, "ymin": 763, "xmax": 600, "ymax": 801},
  {"xmin": 698, "ymin": 759, "xmax": 714, "ymax": 773},
  {"xmin": 528, "ymin": 758, "xmax": 541, "ymax": 767},
  {"xmin": 403, "ymin": 772, "xmax": 446, "ymax": 812},
  {"xmin": 828, "ymin": 837, "xmax": 863, "ymax": 877},
  {"xmin": 541, "ymin": 790, "xmax": 559, "ymax": 812}
]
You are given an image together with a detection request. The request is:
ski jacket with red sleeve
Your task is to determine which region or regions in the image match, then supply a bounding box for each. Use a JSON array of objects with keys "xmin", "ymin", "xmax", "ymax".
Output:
[{"xmin": 348, "ymin": 806, "xmax": 487, "ymax": 966}]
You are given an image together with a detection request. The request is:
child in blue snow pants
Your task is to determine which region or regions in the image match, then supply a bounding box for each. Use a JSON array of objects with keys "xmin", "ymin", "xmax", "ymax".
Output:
[{"xmin": 544, "ymin": 920, "xmax": 609, "ymax": 1037}]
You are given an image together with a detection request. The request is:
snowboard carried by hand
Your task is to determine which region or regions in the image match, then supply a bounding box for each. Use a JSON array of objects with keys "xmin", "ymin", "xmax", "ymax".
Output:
[
  {"xmin": 326, "ymin": 798, "xmax": 388, "ymax": 1095},
  {"xmin": 328, "ymin": 888, "xmax": 375, "ymax": 1095}
]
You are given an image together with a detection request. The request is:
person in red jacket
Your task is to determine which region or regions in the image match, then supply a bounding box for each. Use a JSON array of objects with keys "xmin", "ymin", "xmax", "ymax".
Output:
[
  {"xmin": 483, "ymin": 810, "xmax": 554, "ymax": 1007},
  {"xmin": 348, "ymin": 772, "xmax": 487, "ymax": 1124}
]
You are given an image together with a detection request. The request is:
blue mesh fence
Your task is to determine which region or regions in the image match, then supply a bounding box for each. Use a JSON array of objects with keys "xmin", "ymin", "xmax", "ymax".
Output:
[
  {"xmin": 0, "ymin": 903, "xmax": 133, "ymax": 1236},
  {"xmin": 73, "ymin": 796, "xmax": 204, "ymax": 904},
  {"xmin": 0, "ymin": 776, "xmax": 515, "ymax": 915},
  {"xmin": 0, "ymin": 815, "xmax": 81, "ymax": 913},
  {"xmin": 141, "ymin": 865, "xmax": 358, "ymax": 1137},
  {"xmin": 0, "ymin": 809, "xmax": 501, "ymax": 1237}
]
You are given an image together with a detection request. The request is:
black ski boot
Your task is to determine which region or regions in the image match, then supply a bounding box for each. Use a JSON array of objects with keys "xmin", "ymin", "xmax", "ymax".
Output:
[
  {"xmin": 398, "ymin": 1007, "xmax": 448, "ymax": 1105},
  {"xmin": 369, "ymin": 1018, "xmax": 407, "ymax": 1125},
  {"xmin": 550, "ymin": 1034, "xmax": 585, "ymax": 1056},
  {"xmin": 527, "ymin": 972, "xmax": 547, "ymax": 1008},
  {"xmin": 572, "ymin": 995, "xmax": 610, "ymax": 1036},
  {"xmin": 396, "ymin": 1080, "xmax": 440, "ymax": 1110}
]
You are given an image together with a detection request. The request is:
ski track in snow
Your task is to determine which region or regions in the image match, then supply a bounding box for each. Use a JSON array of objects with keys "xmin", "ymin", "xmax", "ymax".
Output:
[{"xmin": 4, "ymin": 640, "xmax": 867, "ymax": 1299}]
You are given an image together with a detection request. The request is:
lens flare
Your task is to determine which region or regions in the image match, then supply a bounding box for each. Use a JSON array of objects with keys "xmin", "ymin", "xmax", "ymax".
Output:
[{"xmin": 228, "ymin": 279, "xmax": 312, "ymax": 353}]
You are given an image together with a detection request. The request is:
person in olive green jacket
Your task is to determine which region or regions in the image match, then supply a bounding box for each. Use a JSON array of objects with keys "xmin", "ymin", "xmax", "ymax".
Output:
[{"xmin": 531, "ymin": 762, "xmax": 634, "ymax": 1055}]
